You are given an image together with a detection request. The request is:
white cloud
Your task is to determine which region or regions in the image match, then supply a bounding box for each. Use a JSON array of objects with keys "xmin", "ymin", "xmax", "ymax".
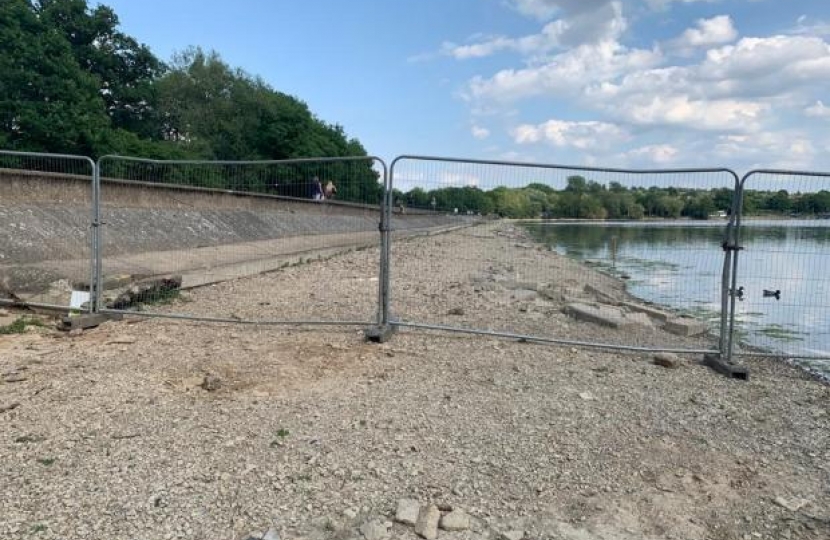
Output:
[
  {"xmin": 512, "ymin": 119, "xmax": 626, "ymax": 149},
  {"xmin": 622, "ymin": 144, "xmax": 680, "ymax": 164},
  {"xmin": 671, "ymin": 15, "xmax": 738, "ymax": 52},
  {"xmin": 509, "ymin": 0, "xmax": 613, "ymax": 21},
  {"xmin": 701, "ymin": 36, "xmax": 830, "ymax": 83},
  {"xmin": 465, "ymin": 40, "xmax": 661, "ymax": 102},
  {"xmin": 443, "ymin": 1, "xmax": 625, "ymax": 59},
  {"xmin": 471, "ymin": 125, "xmax": 491, "ymax": 139},
  {"xmin": 451, "ymin": 1, "xmax": 830, "ymax": 171},
  {"xmin": 614, "ymin": 95, "xmax": 767, "ymax": 131},
  {"xmin": 791, "ymin": 15, "xmax": 830, "ymax": 38},
  {"xmin": 646, "ymin": 0, "xmax": 719, "ymax": 11},
  {"xmin": 579, "ymin": 34, "xmax": 830, "ymax": 132},
  {"xmin": 713, "ymin": 132, "xmax": 817, "ymax": 169},
  {"xmin": 805, "ymin": 101, "xmax": 830, "ymax": 119}
]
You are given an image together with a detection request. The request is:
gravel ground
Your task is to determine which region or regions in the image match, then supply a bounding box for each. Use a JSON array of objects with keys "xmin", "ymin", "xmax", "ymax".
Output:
[{"xmin": 1, "ymin": 223, "xmax": 828, "ymax": 540}]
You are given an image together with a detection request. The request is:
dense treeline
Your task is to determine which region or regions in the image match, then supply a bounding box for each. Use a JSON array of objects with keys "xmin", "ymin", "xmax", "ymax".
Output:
[
  {"xmin": 396, "ymin": 176, "xmax": 830, "ymax": 219},
  {"xmin": 0, "ymin": 0, "xmax": 380, "ymax": 200}
]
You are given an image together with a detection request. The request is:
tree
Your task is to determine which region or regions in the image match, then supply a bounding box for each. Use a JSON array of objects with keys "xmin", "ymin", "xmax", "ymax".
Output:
[
  {"xmin": 0, "ymin": 0, "xmax": 110, "ymax": 154},
  {"xmin": 683, "ymin": 193, "xmax": 716, "ymax": 220},
  {"xmin": 565, "ymin": 175, "xmax": 587, "ymax": 193},
  {"xmin": 36, "ymin": 0, "xmax": 165, "ymax": 137},
  {"xmin": 405, "ymin": 187, "xmax": 430, "ymax": 209},
  {"xmin": 765, "ymin": 189, "xmax": 791, "ymax": 213}
]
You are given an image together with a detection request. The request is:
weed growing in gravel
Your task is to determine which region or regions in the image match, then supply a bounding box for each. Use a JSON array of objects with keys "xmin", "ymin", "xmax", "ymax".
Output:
[
  {"xmin": 270, "ymin": 428, "xmax": 291, "ymax": 447},
  {"xmin": 0, "ymin": 316, "xmax": 45, "ymax": 335},
  {"xmin": 31, "ymin": 524, "xmax": 47, "ymax": 533},
  {"xmin": 142, "ymin": 288, "xmax": 184, "ymax": 306},
  {"xmin": 36, "ymin": 458, "xmax": 55, "ymax": 466}
]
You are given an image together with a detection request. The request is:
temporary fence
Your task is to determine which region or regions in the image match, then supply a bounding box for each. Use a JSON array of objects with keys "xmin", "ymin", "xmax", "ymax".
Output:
[
  {"xmin": 0, "ymin": 150, "xmax": 97, "ymax": 312},
  {"xmin": 95, "ymin": 155, "xmax": 387, "ymax": 326},
  {"xmin": 727, "ymin": 170, "xmax": 830, "ymax": 371},
  {"xmin": 5, "ymin": 148, "xmax": 830, "ymax": 377},
  {"xmin": 383, "ymin": 156, "xmax": 741, "ymax": 355}
]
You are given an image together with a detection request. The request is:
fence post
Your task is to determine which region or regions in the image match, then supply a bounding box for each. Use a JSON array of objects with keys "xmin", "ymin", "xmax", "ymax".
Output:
[
  {"xmin": 705, "ymin": 177, "xmax": 749, "ymax": 379},
  {"xmin": 90, "ymin": 159, "xmax": 101, "ymax": 313},
  {"xmin": 366, "ymin": 158, "xmax": 396, "ymax": 342}
]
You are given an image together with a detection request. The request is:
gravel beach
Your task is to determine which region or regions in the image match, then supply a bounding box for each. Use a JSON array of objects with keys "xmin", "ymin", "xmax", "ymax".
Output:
[{"xmin": 1, "ymin": 223, "xmax": 828, "ymax": 540}]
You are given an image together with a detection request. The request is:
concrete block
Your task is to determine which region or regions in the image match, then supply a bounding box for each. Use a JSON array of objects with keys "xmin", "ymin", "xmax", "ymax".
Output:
[
  {"xmin": 703, "ymin": 353, "xmax": 749, "ymax": 380},
  {"xmin": 624, "ymin": 312, "xmax": 654, "ymax": 328},
  {"xmin": 562, "ymin": 303, "xmax": 633, "ymax": 329},
  {"xmin": 664, "ymin": 317, "xmax": 708, "ymax": 337},
  {"xmin": 58, "ymin": 313, "xmax": 115, "ymax": 331},
  {"xmin": 511, "ymin": 289, "xmax": 538, "ymax": 302},
  {"xmin": 583, "ymin": 284, "xmax": 620, "ymax": 305},
  {"xmin": 620, "ymin": 301, "xmax": 671, "ymax": 322},
  {"xmin": 364, "ymin": 324, "xmax": 397, "ymax": 343}
]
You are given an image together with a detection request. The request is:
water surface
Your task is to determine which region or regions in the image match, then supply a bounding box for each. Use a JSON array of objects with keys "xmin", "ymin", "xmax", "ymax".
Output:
[{"xmin": 525, "ymin": 220, "xmax": 830, "ymax": 378}]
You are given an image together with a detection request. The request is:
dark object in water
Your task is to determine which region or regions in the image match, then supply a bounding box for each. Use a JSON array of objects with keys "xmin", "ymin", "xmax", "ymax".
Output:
[{"xmin": 763, "ymin": 289, "xmax": 781, "ymax": 300}]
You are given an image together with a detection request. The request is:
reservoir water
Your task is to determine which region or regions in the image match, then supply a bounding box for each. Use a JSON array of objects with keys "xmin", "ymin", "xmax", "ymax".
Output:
[{"xmin": 525, "ymin": 220, "xmax": 830, "ymax": 378}]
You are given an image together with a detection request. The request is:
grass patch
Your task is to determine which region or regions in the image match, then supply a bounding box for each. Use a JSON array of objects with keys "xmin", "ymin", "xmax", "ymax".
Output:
[
  {"xmin": 0, "ymin": 316, "xmax": 46, "ymax": 335},
  {"xmin": 36, "ymin": 457, "xmax": 55, "ymax": 467},
  {"xmin": 141, "ymin": 288, "xmax": 184, "ymax": 306}
]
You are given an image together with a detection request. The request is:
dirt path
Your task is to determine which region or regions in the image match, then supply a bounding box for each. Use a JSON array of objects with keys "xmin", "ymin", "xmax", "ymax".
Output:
[{"xmin": 0, "ymin": 223, "xmax": 827, "ymax": 540}]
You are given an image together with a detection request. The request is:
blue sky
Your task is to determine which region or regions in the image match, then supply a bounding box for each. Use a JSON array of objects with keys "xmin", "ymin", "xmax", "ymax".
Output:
[{"xmin": 99, "ymin": 0, "xmax": 830, "ymax": 172}]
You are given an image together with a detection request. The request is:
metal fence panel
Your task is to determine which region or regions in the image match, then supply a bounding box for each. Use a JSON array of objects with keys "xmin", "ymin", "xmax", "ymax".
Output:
[
  {"xmin": 386, "ymin": 155, "xmax": 740, "ymax": 354},
  {"xmin": 96, "ymin": 155, "xmax": 387, "ymax": 325},
  {"xmin": 0, "ymin": 150, "xmax": 96, "ymax": 312},
  {"xmin": 730, "ymin": 170, "xmax": 830, "ymax": 376}
]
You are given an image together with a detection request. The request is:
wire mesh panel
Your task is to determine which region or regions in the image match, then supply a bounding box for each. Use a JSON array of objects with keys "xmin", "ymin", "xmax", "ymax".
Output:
[
  {"xmin": 96, "ymin": 156, "xmax": 386, "ymax": 325},
  {"xmin": 0, "ymin": 151, "xmax": 96, "ymax": 312},
  {"xmin": 386, "ymin": 156, "xmax": 739, "ymax": 353},
  {"xmin": 731, "ymin": 170, "xmax": 830, "ymax": 377}
]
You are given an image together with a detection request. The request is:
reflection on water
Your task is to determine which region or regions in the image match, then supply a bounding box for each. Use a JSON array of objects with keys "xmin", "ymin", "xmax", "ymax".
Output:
[{"xmin": 525, "ymin": 220, "xmax": 830, "ymax": 378}]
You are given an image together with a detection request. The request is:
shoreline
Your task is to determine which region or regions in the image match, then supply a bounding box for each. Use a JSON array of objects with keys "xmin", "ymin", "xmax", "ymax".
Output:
[{"xmin": 516, "ymin": 219, "xmax": 830, "ymax": 384}]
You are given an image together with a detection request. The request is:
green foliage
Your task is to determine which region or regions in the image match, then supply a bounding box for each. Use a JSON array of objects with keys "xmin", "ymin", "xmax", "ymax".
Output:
[
  {"xmin": 1, "ymin": 2, "xmax": 378, "ymax": 201},
  {"xmin": 0, "ymin": 0, "xmax": 110, "ymax": 154},
  {"xmin": 0, "ymin": 316, "xmax": 45, "ymax": 335},
  {"xmin": 399, "ymin": 180, "xmax": 830, "ymax": 220}
]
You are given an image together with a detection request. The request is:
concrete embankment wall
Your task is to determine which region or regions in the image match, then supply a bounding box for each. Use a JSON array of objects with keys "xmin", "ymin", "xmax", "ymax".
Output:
[{"xmin": 0, "ymin": 168, "xmax": 467, "ymax": 293}]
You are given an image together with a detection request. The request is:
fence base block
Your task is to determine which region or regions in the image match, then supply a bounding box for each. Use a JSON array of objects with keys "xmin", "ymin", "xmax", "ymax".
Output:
[
  {"xmin": 703, "ymin": 353, "xmax": 749, "ymax": 380},
  {"xmin": 58, "ymin": 313, "xmax": 119, "ymax": 332},
  {"xmin": 365, "ymin": 324, "xmax": 397, "ymax": 343}
]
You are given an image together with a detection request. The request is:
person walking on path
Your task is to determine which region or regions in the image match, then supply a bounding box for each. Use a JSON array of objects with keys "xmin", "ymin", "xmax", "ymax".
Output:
[
  {"xmin": 325, "ymin": 181, "xmax": 337, "ymax": 199},
  {"xmin": 311, "ymin": 176, "xmax": 324, "ymax": 201}
]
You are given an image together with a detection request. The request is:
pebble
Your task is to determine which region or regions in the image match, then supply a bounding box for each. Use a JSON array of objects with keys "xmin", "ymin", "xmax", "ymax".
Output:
[
  {"xmin": 439, "ymin": 509, "xmax": 471, "ymax": 531},
  {"xmin": 414, "ymin": 504, "xmax": 440, "ymax": 540},
  {"xmin": 395, "ymin": 499, "xmax": 420, "ymax": 526},
  {"xmin": 500, "ymin": 530, "xmax": 525, "ymax": 540},
  {"xmin": 359, "ymin": 519, "xmax": 392, "ymax": 540},
  {"xmin": 653, "ymin": 352, "xmax": 680, "ymax": 369},
  {"xmin": 772, "ymin": 496, "xmax": 808, "ymax": 512}
]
